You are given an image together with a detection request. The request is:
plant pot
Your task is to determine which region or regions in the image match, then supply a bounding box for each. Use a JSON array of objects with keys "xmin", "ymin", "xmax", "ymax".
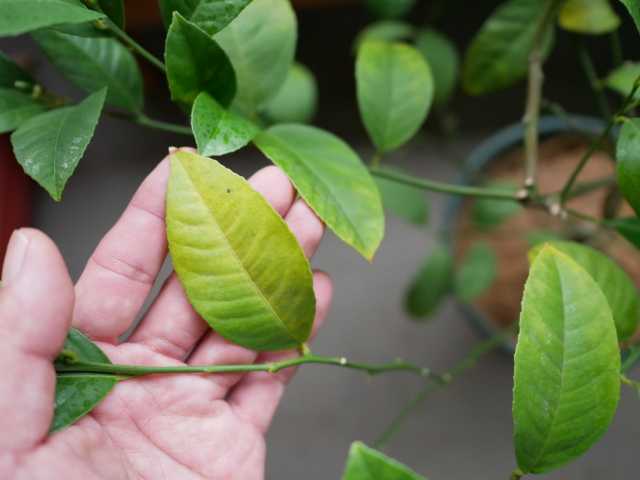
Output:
[
  {"xmin": 0, "ymin": 134, "xmax": 32, "ymax": 264},
  {"xmin": 444, "ymin": 115, "xmax": 639, "ymax": 354}
]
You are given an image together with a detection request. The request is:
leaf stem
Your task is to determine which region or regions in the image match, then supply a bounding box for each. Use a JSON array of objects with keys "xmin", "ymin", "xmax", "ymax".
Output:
[
  {"xmin": 372, "ymin": 333, "xmax": 505, "ymax": 449},
  {"xmin": 577, "ymin": 40, "xmax": 611, "ymax": 120},
  {"xmin": 134, "ymin": 114, "xmax": 193, "ymax": 136},
  {"xmin": 104, "ymin": 19, "xmax": 166, "ymax": 73},
  {"xmin": 369, "ymin": 167, "xmax": 523, "ymax": 201}
]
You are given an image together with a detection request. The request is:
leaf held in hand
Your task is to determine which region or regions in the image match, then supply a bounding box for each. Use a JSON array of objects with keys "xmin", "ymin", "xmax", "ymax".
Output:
[
  {"xmin": 167, "ymin": 150, "xmax": 316, "ymax": 351},
  {"xmin": 514, "ymin": 246, "xmax": 621, "ymax": 473},
  {"xmin": 342, "ymin": 442, "xmax": 427, "ymax": 480}
]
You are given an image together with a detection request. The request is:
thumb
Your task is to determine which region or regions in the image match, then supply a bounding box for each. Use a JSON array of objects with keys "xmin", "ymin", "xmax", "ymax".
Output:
[{"xmin": 0, "ymin": 229, "xmax": 74, "ymax": 451}]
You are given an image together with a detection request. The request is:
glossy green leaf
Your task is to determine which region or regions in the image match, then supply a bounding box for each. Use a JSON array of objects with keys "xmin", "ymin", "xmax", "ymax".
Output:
[
  {"xmin": 619, "ymin": 0, "xmax": 640, "ymax": 33},
  {"xmin": 353, "ymin": 20, "xmax": 415, "ymax": 52},
  {"xmin": 454, "ymin": 241, "xmax": 496, "ymax": 302},
  {"xmin": 167, "ymin": 150, "xmax": 315, "ymax": 351},
  {"xmin": 462, "ymin": 0, "xmax": 556, "ymax": 95},
  {"xmin": 165, "ymin": 12, "xmax": 236, "ymax": 107},
  {"xmin": 471, "ymin": 183, "xmax": 522, "ymax": 230},
  {"xmin": 214, "ymin": 0, "xmax": 297, "ymax": 114},
  {"xmin": 616, "ymin": 118, "xmax": 640, "ymax": 217},
  {"xmin": 513, "ymin": 246, "xmax": 620, "ymax": 473},
  {"xmin": 405, "ymin": 244, "xmax": 453, "ymax": 318},
  {"xmin": 605, "ymin": 62, "xmax": 640, "ymax": 100},
  {"xmin": 342, "ymin": 442, "xmax": 426, "ymax": 480},
  {"xmin": 0, "ymin": 88, "xmax": 45, "ymax": 133},
  {"xmin": 0, "ymin": 0, "xmax": 104, "ymax": 37},
  {"xmin": 33, "ymin": 30, "xmax": 143, "ymax": 111},
  {"xmin": 11, "ymin": 88, "xmax": 106, "ymax": 201},
  {"xmin": 159, "ymin": 0, "xmax": 252, "ymax": 34},
  {"xmin": 52, "ymin": 328, "xmax": 116, "ymax": 432},
  {"xmin": 607, "ymin": 217, "xmax": 640, "ymax": 249},
  {"xmin": 356, "ymin": 40, "xmax": 433, "ymax": 153},
  {"xmin": 363, "ymin": 0, "xmax": 416, "ymax": 19},
  {"xmin": 261, "ymin": 63, "xmax": 318, "ymax": 124},
  {"xmin": 50, "ymin": 22, "xmax": 112, "ymax": 38},
  {"xmin": 374, "ymin": 167, "xmax": 428, "ymax": 225},
  {"xmin": 254, "ymin": 124, "xmax": 384, "ymax": 260},
  {"xmin": 529, "ymin": 240, "xmax": 640, "ymax": 341},
  {"xmin": 414, "ymin": 28, "xmax": 459, "ymax": 107},
  {"xmin": 191, "ymin": 92, "xmax": 259, "ymax": 156},
  {"xmin": 559, "ymin": 0, "xmax": 620, "ymax": 34},
  {"xmin": 0, "ymin": 52, "xmax": 34, "ymax": 88}
]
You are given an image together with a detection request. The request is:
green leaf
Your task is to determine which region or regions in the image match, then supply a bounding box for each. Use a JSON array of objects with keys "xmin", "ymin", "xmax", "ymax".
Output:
[
  {"xmin": 159, "ymin": 0, "xmax": 252, "ymax": 34},
  {"xmin": 261, "ymin": 63, "xmax": 318, "ymax": 124},
  {"xmin": 405, "ymin": 244, "xmax": 453, "ymax": 318},
  {"xmin": 414, "ymin": 28, "xmax": 459, "ymax": 107},
  {"xmin": 353, "ymin": 20, "xmax": 415, "ymax": 52},
  {"xmin": 619, "ymin": 0, "xmax": 640, "ymax": 34},
  {"xmin": 52, "ymin": 328, "xmax": 116, "ymax": 432},
  {"xmin": 513, "ymin": 246, "xmax": 621, "ymax": 473},
  {"xmin": 214, "ymin": 0, "xmax": 297, "ymax": 114},
  {"xmin": 254, "ymin": 124, "xmax": 384, "ymax": 260},
  {"xmin": 607, "ymin": 217, "xmax": 640, "ymax": 249},
  {"xmin": 165, "ymin": 12, "xmax": 236, "ymax": 107},
  {"xmin": 616, "ymin": 118, "xmax": 640, "ymax": 217},
  {"xmin": 0, "ymin": 0, "xmax": 104, "ymax": 37},
  {"xmin": 471, "ymin": 183, "xmax": 522, "ymax": 230},
  {"xmin": 0, "ymin": 52, "xmax": 34, "ymax": 88},
  {"xmin": 33, "ymin": 30, "xmax": 143, "ymax": 112},
  {"xmin": 559, "ymin": 0, "xmax": 620, "ymax": 34},
  {"xmin": 605, "ymin": 62, "xmax": 640, "ymax": 100},
  {"xmin": 191, "ymin": 92, "xmax": 259, "ymax": 156},
  {"xmin": 454, "ymin": 241, "xmax": 497, "ymax": 302},
  {"xmin": 342, "ymin": 442, "xmax": 427, "ymax": 480},
  {"xmin": 363, "ymin": 0, "xmax": 416, "ymax": 19},
  {"xmin": 462, "ymin": 0, "xmax": 556, "ymax": 95},
  {"xmin": 374, "ymin": 167, "xmax": 428, "ymax": 225},
  {"xmin": 167, "ymin": 150, "xmax": 315, "ymax": 351},
  {"xmin": 11, "ymin": 88, "xmax": 106, "ymax": 201},
  {"xmin": 529, "ymin": 241, "xmax": 640, "ymax": 341},
  {"xmin": 0, "ymin": 88, "xmax": 45, "ymax": 133},
  {"xmin": 356, "ymin": 40, "xmax": 433, "ymax": 153}
]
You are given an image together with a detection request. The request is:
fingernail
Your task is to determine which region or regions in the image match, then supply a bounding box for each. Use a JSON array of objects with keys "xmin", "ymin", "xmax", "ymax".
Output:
[{"xmin": 2, "ymin": 230, "xmax": 29, "ymax": 285}]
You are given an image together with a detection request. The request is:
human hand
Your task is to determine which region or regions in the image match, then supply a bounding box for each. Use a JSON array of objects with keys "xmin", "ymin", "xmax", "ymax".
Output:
[{"xmin": 0, "ymin": 157, "xmax": 332, "ymax": 479}]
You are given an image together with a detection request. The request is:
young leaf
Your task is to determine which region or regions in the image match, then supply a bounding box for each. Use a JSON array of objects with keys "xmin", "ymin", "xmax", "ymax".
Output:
[
  {"xmin": 254, "ymin": 124, "xmax": 384, "ymax": 260},
  {"xmin": 454, "ymin": 241, "xmax": 497, "ymax": 302},
  {"xmin": 0, "ymin": 52, "xmax": 34, "ymax": 88},
  {"xmin": 363, "ymin": 0, "xmax": 416, "ymax": 19},
  {"xmin": 607, "ymin": 217, "xmax": 640, "ymax": 249},
  {"xmin": 165, "ymin": 12, "xmax": 236, "ymax": 107},
  {"xmin": 353, "ymin": 20, "xmax": 415, "ymax": 52},
  {"xmin": 513, "ymin": 246, "xmax": 620, "ymax": 474},
  {"xmin": 33, "ymin": 30, "xmax": 143, "ymax": 112},
  {"xmin": 191, "ymin": 92, "xmax": 259, "ymax": 156},
  {"xmin": 374, "ymin": 167, "xmax": 428, "ymax": 225},
  {"xmin": 462, "ymin": 0, "xmax": 556, "ymax": 95},
  {"xmin": 619, "ymin": 0, "xmax": 640, "ymax": 34},
  {"xmin": 471, "ymin": 183, "xmax": 522, "ymax": 230},
  {"xmin": 559, "ymin": 0, "xmax": 620, "ymax": 34},
  {"xmin": 605, "ymin": 62, "xmax": 640, "ymax": 100},
  {"xmin": 414, "ymin": 28, "xmax": 459, "ymax": 107},
  {"xmin": 52, "ymin": 329, "xmax": 117, "ymax": 432},
  {"xmin": 0, "ymin": 0, "xmax": 104, "ymax": 37},
  {"xmin": 159, "ymin": 0, "xmax": 252, "ymax": 35},
  {"xmin": 529, "ymin": 241, "xmax": 640, "ymax": 341},
  {"xmin": 0, "ymin": 88, "xmax": 45, "ymax": 133},
  {"xmin": 11, "ymin": 88, "xmax": 106, "ymax": 201},
  {"xmin": 356, "ymin": 40, "xmax": 433, "ymax": 153},
  {"xmin": 616, "ymin": 118, "xmax": 640, "ymax": 217},
  {"xmin": 214, "ymin": 0, "xmax": 297, "ymax": 114},
  {"xmin": 342, "ymin": 442, "xmax": 427, "ymax": 480},
  {"xmin": 261, "ymin": 63, "xmax": 318, "ymax": 124},
  {"xmin": 405, "ymin": 244, "xmax": 453, "ymax": 318},
  {"xmin": 167, "ymin": 150, "xmax": 315, "ymax": 351}
]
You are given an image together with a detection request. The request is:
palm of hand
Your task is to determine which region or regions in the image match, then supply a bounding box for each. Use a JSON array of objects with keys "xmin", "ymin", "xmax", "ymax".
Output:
[{"xmin": 0, "ymin": 159, "xmax": 331, "ymax": 480}]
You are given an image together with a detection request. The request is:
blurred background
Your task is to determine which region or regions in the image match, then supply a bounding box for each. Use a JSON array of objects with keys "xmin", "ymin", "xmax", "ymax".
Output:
[{"xmin": 1, "ymin": 0, "xmax": 640, "ymax": 478}]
